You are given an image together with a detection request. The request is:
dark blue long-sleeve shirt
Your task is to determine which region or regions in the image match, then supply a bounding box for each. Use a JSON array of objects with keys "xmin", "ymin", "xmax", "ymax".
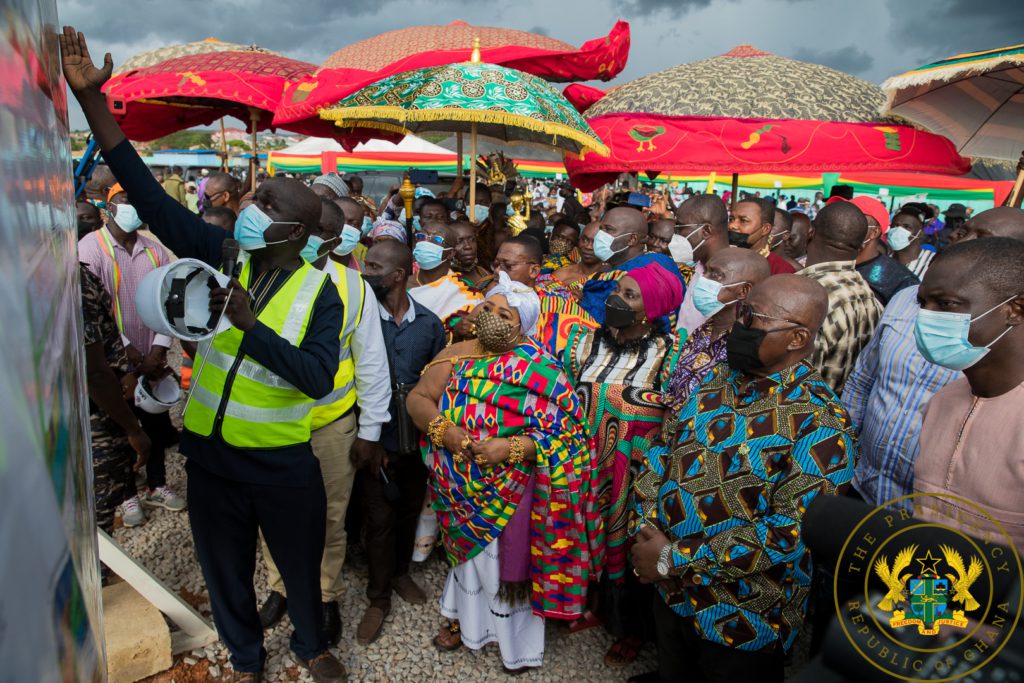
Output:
[{"xmin": 102, "ymin": 140, "xmax": 343, "ymax": 485}]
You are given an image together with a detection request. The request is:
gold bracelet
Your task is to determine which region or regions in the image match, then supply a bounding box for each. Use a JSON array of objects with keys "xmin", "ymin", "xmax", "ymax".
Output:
[
  {"xmin": 507, "ymin": 436, "xmax": 525, "ymax": 466},
  {"xmin": 427, "ymin": 414, "xmax": 454, "ymax": 448}
]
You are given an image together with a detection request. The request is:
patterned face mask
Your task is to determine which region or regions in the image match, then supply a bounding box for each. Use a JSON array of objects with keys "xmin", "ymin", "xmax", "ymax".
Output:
[
  {"xmin": 475, "ymin": 309, "xmax": 520, "ymax": 353},
  {"xmin": 548, "ymin": 237, "xmax": 573, "ymax": 256}
]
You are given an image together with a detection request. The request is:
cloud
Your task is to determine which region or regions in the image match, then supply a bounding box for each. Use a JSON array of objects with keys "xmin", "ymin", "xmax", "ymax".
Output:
[
  {"xmin": 886, "ymin": 0, "xmax": 1024, "ymax": 67},
  {"xmin": 613, "ymin": 0, "xmax": 714, "ymax": 15},
  {"xmin": 793, "ymin": 45, "xmax": 874, "ymax": 75}
]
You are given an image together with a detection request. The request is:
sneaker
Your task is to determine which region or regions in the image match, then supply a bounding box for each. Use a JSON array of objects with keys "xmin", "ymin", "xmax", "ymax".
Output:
[
  {"xmin": 121, "ymin": 496, "xmax": 146, "ymax": 527},
  {"xmin": 142, "ymin": 485, "xmax": 186, "ymax": 511}
]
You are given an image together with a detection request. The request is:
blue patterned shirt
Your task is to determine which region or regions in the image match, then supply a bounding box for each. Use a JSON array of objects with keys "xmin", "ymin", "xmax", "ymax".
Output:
[
  {"xmin": 842, "ymin": 286, "xmax": 958, "ymax": 506},
  {"xmin": 633, "ymin": 361, "xmax": 856, "ymax": 652}
]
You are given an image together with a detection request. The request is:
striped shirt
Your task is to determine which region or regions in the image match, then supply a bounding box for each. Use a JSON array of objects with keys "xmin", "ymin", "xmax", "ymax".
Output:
[
  {"xmin": 78, "ymin": 227, "xmax": 173, "ymax": 354},
  {"xmin": 842, "ymin": 286, "xmax": 958, "ymax": 506},
  {"xmin": 905, "ymin": 247, "xmax": 936, "ymax": 279},
  {"xmin": 799, "ymin": 260, "xmax": 882, "ymax": 394}
]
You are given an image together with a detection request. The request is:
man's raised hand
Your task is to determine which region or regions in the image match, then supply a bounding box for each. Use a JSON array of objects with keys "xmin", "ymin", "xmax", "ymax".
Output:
[{"xmin": 58, "ymin": 26, "xmax": 113, "ymax": 94}]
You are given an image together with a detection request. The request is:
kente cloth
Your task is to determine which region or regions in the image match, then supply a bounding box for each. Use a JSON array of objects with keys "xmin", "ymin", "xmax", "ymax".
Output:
[
  {"xmin": 564, "ymin": 324, "xmax": 679, "ymax": 581},
  {"xmin": 541, "ymin": 250, "xmax": 579, "ymax": 275},
  {"xmin": 425, "ymin": 337, "xmax": 604, "ymax": 620},
  {"xmin": 535, "ymin": 286, "xmax": 598, "ymax": 359},
  {"xmin": 538, "ymin": 271, "xmax": 587, "ymax": 296},
  {"xmin": 409, "ymin": 272, "xmax": 484, "ymax": 326}
]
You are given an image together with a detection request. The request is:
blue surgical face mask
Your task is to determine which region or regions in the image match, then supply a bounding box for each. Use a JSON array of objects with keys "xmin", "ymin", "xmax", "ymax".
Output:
[
  {"xmin": 692, "ymin": 276, "xmax": 747, "ymax": 318},
  {"xmin": 914, "ymin": 294, "xmax": 1019, "ymax": 370},
  {"xmin": 887, "ymin": 226, "xmax": 918, "ymax": 252},
  {"xmin": 332, "ymin": 224, "xmax": 362, "ymax": 256},
  {"xmin": 110, "ymin": 203, "xmax": 143, "ymax": 232},
  {"xmin": 361, "ymin": 215, "xmax": 374, "ymax": 236},
  {"xmin": 413, "ymin": 241, "xmax": 446, "ymax": 270},
  {"xmin": 472, "ymin": 204, "xmax": 489, "ymax": 223},
  {"xmin": 593, "ymin": 228, "xmax": 628, "ymax": 262},
  {"xmin": 234, "ymin": 204, "xmax": 299, "ymax": 252},
  {"xmin": 300, "ymin": 235, "xmax": 327, "ymax": 263}
]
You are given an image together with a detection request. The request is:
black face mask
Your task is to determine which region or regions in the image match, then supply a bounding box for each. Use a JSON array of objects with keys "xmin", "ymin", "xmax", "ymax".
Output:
[
  {"xmin": 604, "ymin": 294, "xmax": 637, "ymax": 329},
  {"xmin": 362, "ymin": 273, "xmax": 390, "ymax": 301},
  {"xmin": 726, "ymin": 320, "xmax": 768, "ymax": 372},
  {"xmin": 727, "ymin": 230, "xmax": 753, "ymax": 249},
  {"xmin": 77, "ymin": 220, "xmax": 99, "ymax": 240}
]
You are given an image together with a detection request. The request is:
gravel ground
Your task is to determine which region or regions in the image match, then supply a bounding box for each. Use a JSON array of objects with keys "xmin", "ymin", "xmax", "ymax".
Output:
[{"xmin": 119, "ymin": 353, "xmax": 659, "ymax": 682}]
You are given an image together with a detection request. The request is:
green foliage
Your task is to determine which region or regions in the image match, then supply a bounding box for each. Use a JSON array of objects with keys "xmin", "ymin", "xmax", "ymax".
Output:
[
  {"xmin": 226, "ymin": 139, "xmax": 248, "ymax": 150},
  {"xmin": 151, "ymin": 130, "xmax": 214, "ymax": 150}
]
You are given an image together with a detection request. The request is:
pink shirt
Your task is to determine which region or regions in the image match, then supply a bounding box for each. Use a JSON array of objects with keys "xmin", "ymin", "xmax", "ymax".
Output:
[
  {"xmin": 78, "ymin": 227, "xmax": 173, "ymax": 353},
  {"xmin": 914, "ymin": 377, "xmax": 1024, "ymax": 552}
]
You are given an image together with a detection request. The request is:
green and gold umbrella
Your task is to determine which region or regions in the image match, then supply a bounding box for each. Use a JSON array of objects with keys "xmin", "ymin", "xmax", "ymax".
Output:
[{"xmin": 319, "ymin": 48, "xmax": 608, "ymax": 209}]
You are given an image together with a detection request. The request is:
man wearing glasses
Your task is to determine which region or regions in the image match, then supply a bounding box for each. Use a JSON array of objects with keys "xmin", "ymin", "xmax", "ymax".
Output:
[
  {"xmin": 408, "ymin": 221, "xmax": 484, "ymax": 331},
  {"xmin": 631, "ymin": 274, "xmax": 856, "ymax": 683},
  {"xmin": 201, "ymin": 171, "xmax": 242, "ymax": 216}
]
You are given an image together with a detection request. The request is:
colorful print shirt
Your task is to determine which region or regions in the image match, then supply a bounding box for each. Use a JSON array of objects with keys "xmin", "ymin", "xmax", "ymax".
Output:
[{"xmin": 632, "ymin": 361, "xmax": 857, "ymax": 652}]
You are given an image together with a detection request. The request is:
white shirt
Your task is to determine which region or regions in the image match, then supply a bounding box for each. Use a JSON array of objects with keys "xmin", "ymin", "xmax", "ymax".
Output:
[
  {"xmin": 328, "ymin": 265, "xmax": 392, "ymax": 441},
  {"xmin": 676, "ymin": 261, "xmax": 709, "ymax": 333}
]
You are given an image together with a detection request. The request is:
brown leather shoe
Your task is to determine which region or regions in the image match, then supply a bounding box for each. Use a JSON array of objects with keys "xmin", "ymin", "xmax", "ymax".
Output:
[
  {"xmin": 297, "ymin": 651, "xmax": 347, "ymax": 683},
  {"xmin": 230, "ymin": 671, "xmax": 263, "ymax": 682},
  {"xmin": 356, "ymin": 605, "xmax": 391, "ymax": 645},
  {"xmin": 392, "ymin": 574, "xmax": 427, "ymax": 605}
]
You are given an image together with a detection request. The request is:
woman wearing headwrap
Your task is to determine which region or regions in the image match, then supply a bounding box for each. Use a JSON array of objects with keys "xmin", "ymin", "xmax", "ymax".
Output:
[
  {"xmin": 562, "ymin": 261, "xmax": 685, "ymax": 668},
  {"xmin": 406, "ymin": 272, "xmax": 603, "ymax": 673},
  {"xmin": 367, "ymin": 219, "xmax": 407, "ymax": 244}
]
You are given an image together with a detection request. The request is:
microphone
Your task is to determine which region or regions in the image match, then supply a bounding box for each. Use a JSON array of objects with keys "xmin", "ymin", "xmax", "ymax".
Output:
[{"xmin": 221, "ymin": 239, "xmax": 241, "ymax": 280}]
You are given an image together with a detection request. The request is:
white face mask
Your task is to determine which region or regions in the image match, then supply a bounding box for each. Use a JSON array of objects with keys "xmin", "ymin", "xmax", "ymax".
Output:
[
  {"xmin": 110, "ymin": 203, "xmax": 143, "ymax": 232},
  {"xmin": 668, "ymin": 224, "xmax": 706, "ymax": 266}
]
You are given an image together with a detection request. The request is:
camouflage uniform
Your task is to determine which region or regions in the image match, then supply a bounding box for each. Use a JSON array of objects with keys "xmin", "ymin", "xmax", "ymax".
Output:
[{"xmin": 80, "ymin": 264, "xmax": 135, "ymax": 533}]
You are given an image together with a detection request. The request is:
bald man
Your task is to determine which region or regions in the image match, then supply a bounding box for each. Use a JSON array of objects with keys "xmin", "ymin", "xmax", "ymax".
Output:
[
  {"xmin": 844, "ymin": 208, "xmax": 1024, "ymax": 508},
  {"xmin": 799, "ymin": 200, "xmax": 882, "ymax": 393},
  {"xmin": 673, "ymin": 194, "xmax": 732, "ymax": 333},
  {"xmin": 581, "ymin": 206, "xmax": 684, "ymax": 326},
  {"xmin": 632, "ymin": 274, "xmax": 855, "ymax": 683},
  {"xmin": 662, "ymin": 249, "xmax": 771, "ymax": 415},
  {"xmin": 786, "ymin": 211, "xmax": 812, "ymax": 265},
  {"xmin": 202, "ymin": 171, "xmax": 241, "ymax": 215}
]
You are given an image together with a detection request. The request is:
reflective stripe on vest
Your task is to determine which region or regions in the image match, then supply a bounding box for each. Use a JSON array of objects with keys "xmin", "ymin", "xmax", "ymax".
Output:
[
  {"xmin": 310, "ymin": 261, "xmax": 363, "ymax": 429},
  {"xmin": 183, "ymin": 258, "xmax": 329, "ymax": 448}
]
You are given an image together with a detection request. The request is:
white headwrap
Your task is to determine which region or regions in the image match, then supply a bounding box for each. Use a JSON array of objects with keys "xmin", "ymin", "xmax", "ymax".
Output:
[{"xmin": 485, "ymin": 271, "xmax": 540, "ymax": 337}]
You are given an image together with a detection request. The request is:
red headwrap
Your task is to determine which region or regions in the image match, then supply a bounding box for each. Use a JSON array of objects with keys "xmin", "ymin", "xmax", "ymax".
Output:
[{"xmin": 628, "ymin": 262, "xmax": 684, "ymax": 322}]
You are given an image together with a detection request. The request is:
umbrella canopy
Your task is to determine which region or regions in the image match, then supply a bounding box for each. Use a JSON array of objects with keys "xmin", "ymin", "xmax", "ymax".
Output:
[
  {"xmin": 882, "ymin": 43, "xmax": 1024, "ymax": 160},
  {"xmin": 319, "ymin": 62, "xmax": 608, "ymax": 157},
  {"xmin": 565, "ymin": 45, "xmax": 970, "ymax": 191},
  {"xmin": 114, "ymin": 38, "xmax": 279, "ymax": 74},
  {"xmin": 274, "ymin": 20, "xmax": 630, "ymax": 127}
]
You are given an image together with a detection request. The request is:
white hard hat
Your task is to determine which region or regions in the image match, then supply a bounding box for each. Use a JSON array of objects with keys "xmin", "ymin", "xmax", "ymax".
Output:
[
  {"xmin": 135, "ymin": 258, "xmax": 231, "ymax": 341},
  {"xmin": 134, "ymin": 374, "xmax": 181, "ymax": 414}
]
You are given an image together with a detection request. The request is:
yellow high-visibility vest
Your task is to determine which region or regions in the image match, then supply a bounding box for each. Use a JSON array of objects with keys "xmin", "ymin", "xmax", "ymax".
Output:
[
  {"xmin": 310, "ymin": 260, "xmax": 364, "ymax": 430},
  {"xmin": 184, "ymin": 257, "xmax": 330, "ymax": 448}
]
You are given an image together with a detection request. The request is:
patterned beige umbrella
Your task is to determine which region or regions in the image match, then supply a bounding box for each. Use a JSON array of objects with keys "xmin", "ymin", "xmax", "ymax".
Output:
[
  {"xmin": 587, "ymin": 44, "xmax": 887, "ymax": 122},
  {"xmin": 115, "ymin": 38, "xmax": 280, "ymax": 75}
]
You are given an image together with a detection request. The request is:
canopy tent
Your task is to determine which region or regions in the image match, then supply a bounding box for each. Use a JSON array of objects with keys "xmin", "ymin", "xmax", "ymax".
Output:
[{"xmin": 266, "ymin": 135, "xmax": 567, "ymax": 178}]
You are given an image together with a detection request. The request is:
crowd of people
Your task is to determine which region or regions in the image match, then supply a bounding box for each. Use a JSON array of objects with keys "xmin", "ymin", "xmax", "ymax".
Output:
[{"xmin": 61, "ymin": 28, "xmax": 1024, "ymax": 683}]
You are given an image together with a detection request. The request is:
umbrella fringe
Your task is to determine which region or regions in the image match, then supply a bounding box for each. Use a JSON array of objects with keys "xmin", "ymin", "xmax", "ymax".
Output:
[
  {"xmin": 883, "ymin": 53, "xmax": 1024, "ymax": 92},
  {"xmin": 320, "ymin": 104, "xmax": 609, "ymax": 157}
]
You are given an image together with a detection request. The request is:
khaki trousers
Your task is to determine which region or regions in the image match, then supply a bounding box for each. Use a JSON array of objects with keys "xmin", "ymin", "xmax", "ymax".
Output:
[{"xmin": 263, "ymin": 410, "xmax": 358, "ymax": 602}]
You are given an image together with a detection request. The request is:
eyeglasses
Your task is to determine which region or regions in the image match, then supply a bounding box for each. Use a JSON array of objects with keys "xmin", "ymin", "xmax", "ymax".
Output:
[
  {"xmin": 737, "ymin": 303, "xmax": 804, "ymax": 331},
  {"xmin": 414, "ymin": 232, "xmax": 446, "ymax": 247}
]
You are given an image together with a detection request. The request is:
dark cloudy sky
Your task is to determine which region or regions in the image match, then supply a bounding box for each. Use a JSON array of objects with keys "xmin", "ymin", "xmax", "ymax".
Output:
[{"xmin": 59, "ymin": 0, "xmax": 1022, "ymax": 129}]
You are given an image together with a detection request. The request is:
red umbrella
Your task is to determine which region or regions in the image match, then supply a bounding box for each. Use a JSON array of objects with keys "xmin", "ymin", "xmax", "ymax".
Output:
[
  {"xmin": 273, "ymin": 20, "xmax": 630, "ymax": 128},
  {"xmin": 564, "ymin": 45, "xmax": 971, "ymax": 192}
]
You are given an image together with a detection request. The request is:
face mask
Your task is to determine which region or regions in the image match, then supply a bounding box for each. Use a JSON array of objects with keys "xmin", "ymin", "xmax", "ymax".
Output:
[
  {"xmin": 604, "ymin": 294, "xmax": 638, "ymax": 329},
  {"xmin": 887, "ymin": 226, "xmax": 918, "ymax": 252},
  {"xmin": 300, "ymin": 235, "xmax": 326, "ymax": 263},
  {"xmin": 692, "ymin": 277, "xmax": 747, "ymax": 318},
  {"xmin": 332, "ymin": 224, "xmax": 362, "ymax": 256},
  {"xmin": 234, "ymin": 204, "xmax": 298, "ymax": 252},
  {"xmin": 549, "ymin": 237, "xmax": 573, "ymax": 256},
  {"xmin": 914, "ymin": 294, "xmax": 1019, "ymax": 370},
  {"xmin": 413, "ymin": 241, "xmax": 446, "ymax": 270},
  {"xmin": 361, "ymin": 215, "xmax": 374, "ymax": 236},
  {"xmin": 110, "ymin": 203, "xmax": 143, "ymax": 232},
  {"xmin": 726, "ymin": 320, "xmax": 768, "ymax": 373},
  {"xmin": 472, "ymin": 204, "xmax": 489, "ymax": 223},
  {"xmin": 727, "ymin": 230, "xmax": 753, "ymax": 249},
  {"xmin": 768, "ymin": 232, "xmax": 787, "ymax": 251},
  {"xmin": 362, "ymin": 273, "xmax": 389, "ymax": 301},
  {"xmin": 475, "ymin": 309, "xmax": 520, "ymax": 352},
  {"xmin": 594, "ymin": 229, "xmax": 628, "ymax": 262}
]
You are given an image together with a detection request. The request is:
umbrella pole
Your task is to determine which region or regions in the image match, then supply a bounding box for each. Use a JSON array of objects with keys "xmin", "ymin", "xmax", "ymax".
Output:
[
  {"xmin": 249, "ymin": 108, "xmax": 260, "ymax": 193},
  {"xmin": 731, "ymin": 172, "xmax": 739, "ymax": 208},
  {"xmin": 1005, "ymin": 151, "xmax": 1024, "ymax": 208},
  {"xmin": 456, "ymin": 132, "xmax": 463, "ymax": 179},
  {"xmin": 219, "ymin": 118, "xmax": 229, "ymax": 172},
  {"xmin": 469, "ymin": 123, "xmax": 478, "ymax": 217}
]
